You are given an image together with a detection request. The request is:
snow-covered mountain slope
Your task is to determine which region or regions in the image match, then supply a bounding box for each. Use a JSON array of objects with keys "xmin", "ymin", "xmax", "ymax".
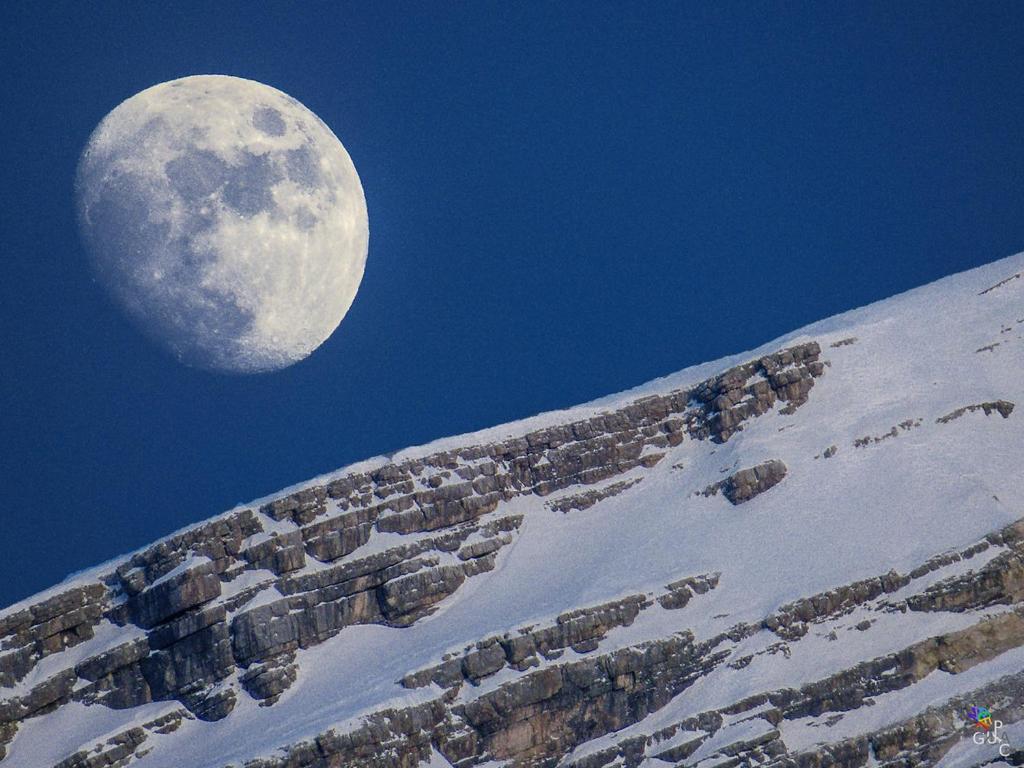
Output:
[{"xmin": 2, "ymin": 253, "xmax": 1023, "ymax": 768}]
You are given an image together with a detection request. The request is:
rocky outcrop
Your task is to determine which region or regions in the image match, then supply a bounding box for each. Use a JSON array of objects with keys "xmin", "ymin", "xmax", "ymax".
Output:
[
  {"xmin": 936, "ymin": 400, "xmax": 1015, "ymax": 423},
  {"xmin": 701, "ymin": 459, "xmax": 788, "ymax": 505},
  {"xmin": 853, "ymin": 418, "xmax": 922, "ymax": 447},
  {"xmin": 657, "ymin": 572, "xmax": 721, "ymax": 610},
  {"xmin": 0, "ymin": 584, "xmax": 107, "ymax": 690},
  {"xmin": 52, "ymin": 709, "xmax": 189, "ymax": 768},
  {"xmin": 759, "ymin": 522, "xmax": 1024, "ymax": 642},
  {"xmin": 401, "ymin": 594, "xmax": 658, "ymax": 691},
  {"xmin": 546, "ymin": 478, "xmax": 644, "ymax": 514},
  {"xmin": 688, "ymin": 343, "xmax": 823, "ymax": 434}
]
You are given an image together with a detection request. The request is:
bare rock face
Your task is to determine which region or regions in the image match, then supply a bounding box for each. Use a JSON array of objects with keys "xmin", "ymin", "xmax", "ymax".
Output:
[
  {"xmin": 127, "ymin": 564, "xmax": 223, "ymax": 629},
  {"xmin": 702, "ymin": 460, "xmax": 788, "ymax": 505},
  {"xmin": 547, "ymin": 478, "xmax": 643, "ymax": 513},
  {"xmin": 0, "ymin": 584, "xmax": 106, "ymax": 690},
  {"xmin": 724, "ymin": 459, "xmax": 787, "ymax": 504}
]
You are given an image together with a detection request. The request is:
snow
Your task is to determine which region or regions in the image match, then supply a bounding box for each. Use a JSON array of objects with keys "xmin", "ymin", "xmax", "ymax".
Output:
[
  {"xmin": 423, "ymin": 748, "xmax": 456, "ymax": 767},
  {"xmin": 4, "ymin": 251, "xmax": 1024, "ymax": 767},
  {"xmin": 146, "ymin": 554, "xmax": 213, "ymax": 589},
  {"xmin": 1, "ymin": 619, "xmax": 146, "ymax": 697},
  {"xmin": 938, "ymin": 718, "xmax": 1024, "ymax": 768},
  {"xmin": 780, "ymin": 644, "xmax": 1024, "ymax": 751},
  {"xmin": 647, "ymin": 726, "xmax": 705, "ymax": 755},
  {"xmin": 687, "ymin": 715, "xmax": 774, "ymax": 764},
  {"xmin": 5, "ymin": 700, "xmax": 180, "ymax": 768}
]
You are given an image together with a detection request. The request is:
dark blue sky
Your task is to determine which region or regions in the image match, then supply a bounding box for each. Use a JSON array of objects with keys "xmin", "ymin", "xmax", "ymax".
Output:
[{"xmin": 3, "ymin": 2, "xmax": 1024, "ymax": 608}]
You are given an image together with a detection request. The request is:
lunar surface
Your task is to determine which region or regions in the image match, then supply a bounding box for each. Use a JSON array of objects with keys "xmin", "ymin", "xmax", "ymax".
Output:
[{"xmin": 75, "ymin": 75, "xmax": 368, "ymax": 373}]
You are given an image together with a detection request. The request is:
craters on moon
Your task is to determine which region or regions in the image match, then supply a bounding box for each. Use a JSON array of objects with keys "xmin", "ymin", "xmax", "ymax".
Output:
[{"xmin": 75, "ymin": 75, "xmax": 369, "ymax": 374}]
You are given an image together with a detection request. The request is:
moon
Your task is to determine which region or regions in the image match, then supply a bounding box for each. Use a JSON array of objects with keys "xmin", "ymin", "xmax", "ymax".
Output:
[{"xmin": 75, "ymin": 75, "xmax": 368, "ymax": 373}]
